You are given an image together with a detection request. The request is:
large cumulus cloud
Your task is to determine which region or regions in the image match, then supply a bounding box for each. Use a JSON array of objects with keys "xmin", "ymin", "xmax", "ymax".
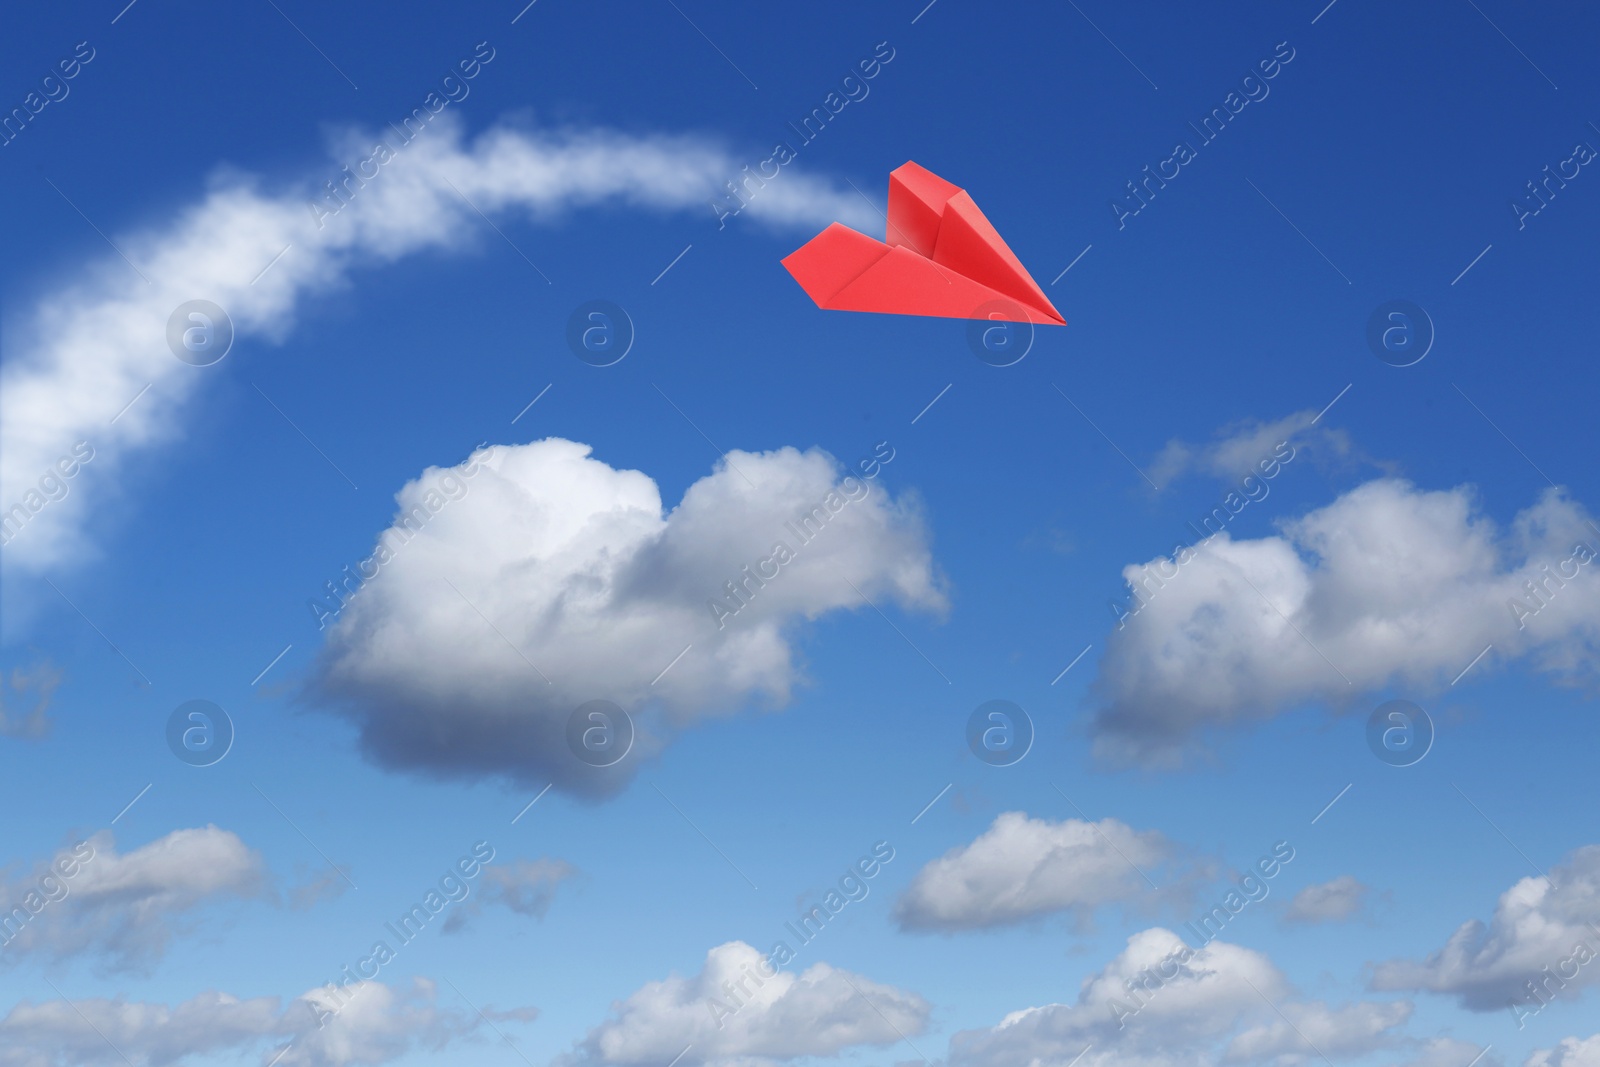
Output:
[
  {"xmin": 1093, "ymin": 479, "xmax": 1600, "ymax": 765},
  {"xmin": 311, "ymin": 438, "xmax": 944, "ymax": 795}
]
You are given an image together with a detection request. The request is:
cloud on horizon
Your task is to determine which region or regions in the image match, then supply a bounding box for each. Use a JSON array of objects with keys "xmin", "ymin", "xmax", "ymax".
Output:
[
  {"xmin": 562, "ymin": 940, "xmax": 930, "ymax": 1067},
  {"xmin": 0, "ymin": 976, "xmax": 525, "ymax": 1067},
  {"xmin": 946, "ymin": 927, "xmax": 1411, "ymax": 1067}
]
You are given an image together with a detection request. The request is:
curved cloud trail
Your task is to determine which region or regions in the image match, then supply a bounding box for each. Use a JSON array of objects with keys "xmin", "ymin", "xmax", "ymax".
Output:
[{"xmin": 0, "ymin": 114, "xmax": 877, "ymax": 577}]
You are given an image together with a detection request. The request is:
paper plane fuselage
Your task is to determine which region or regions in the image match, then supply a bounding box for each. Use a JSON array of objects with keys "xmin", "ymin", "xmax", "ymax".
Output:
[{"xmin": 782, "ymin": 162, "xmax": 1064, "ymax": 326}]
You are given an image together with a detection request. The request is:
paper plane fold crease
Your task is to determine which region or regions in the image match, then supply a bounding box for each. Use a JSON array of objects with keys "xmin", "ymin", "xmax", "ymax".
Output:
[{"xmin": 782, "ymin": 161, "xmax": 1065, "ymax": 325}]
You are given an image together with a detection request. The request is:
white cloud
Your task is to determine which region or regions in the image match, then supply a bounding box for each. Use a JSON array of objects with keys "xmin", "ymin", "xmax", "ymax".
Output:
[
  {"xmin": 479, "ymin": 857, "xmax": 575, "ymax": 917},
  {"xmin": 1528, "ymin": 1035, "xmax": 1600, "ymax": 1067},
  {"xmin": 893, "ymin": 812, "xmax": 1191, "ymax": 931},
  {"xmin": 1390, "ymin": 1038, "xmax": 1500, "ymax": 1067},
  {"xmin": 1148, "ymin": 409, "xmax": 1358, "ymax": 489},
  {"xmin": 946, "ymin": 929, "xmax": 1282, "ymax": 1067},
  {"xmin": 312, "ymin": 438, "xmax": 943, "ymax": 795},
  {"xmin": 947, "ymin": 928, "xmax": 1410, "ymax": 1067},
  {"xmin": 0, "ymin": 990, "xmax": 279, "ymax": 1067},
  {"xmin": 1223, "ymin": 1000, "xmax": 1411, "ymax": 1064},
  {"xmin": 0, "ymin": 826, "xmax": 263, "ymax": 969},
  {"xmin": 1283, "ymin": 876, "xmax": 1367, "ymax": 925},
  {"xmin": 0, "ymin": 113, "xmax": 878, "ymax": 580},
  {"xmin": 1093, "ymin": 479, "xmax": 1600, "ymax": 765},
  {"xmin": 0, "ymin": 660, "xmax": 61, "ymax": 739},
  {"xmin": 565, "ymin": 940, "xmax": 929, "ymax": 1067},
  {"xmin": 286, "ymin": 865, "xmax": 354, "ymax": 911},
  {"xmin": 0, "ymin": 977, "xmax": 516, "ymax": 1067},
  {"xmin": 285, "ymin": 979, "xmax": 492, "ymax": 1067},
  {"xmin": 1370, "ymin": 845, "xmax": 1600, "ymax": 1011},
  {"xmin": 442, "ymin": 857, "xmax": 576, "ymax": 932}
]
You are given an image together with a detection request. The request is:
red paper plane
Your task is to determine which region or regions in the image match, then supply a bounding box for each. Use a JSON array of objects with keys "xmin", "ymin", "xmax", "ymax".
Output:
[{"xmin": 782, "ymin": 162, "xmax": 1065, "ymax": 325}]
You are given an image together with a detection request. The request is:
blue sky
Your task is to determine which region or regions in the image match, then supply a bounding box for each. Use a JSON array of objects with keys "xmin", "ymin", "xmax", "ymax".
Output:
[{"xmin": 2, "ymin": 2, "xmax": 1598, "ymax": 1066}]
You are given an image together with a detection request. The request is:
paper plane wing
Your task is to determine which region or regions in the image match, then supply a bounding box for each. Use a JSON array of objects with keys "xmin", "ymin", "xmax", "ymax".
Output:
[{"xmin": 782, "ymin": 162, "xmax": 1064, "ymax": 325}]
